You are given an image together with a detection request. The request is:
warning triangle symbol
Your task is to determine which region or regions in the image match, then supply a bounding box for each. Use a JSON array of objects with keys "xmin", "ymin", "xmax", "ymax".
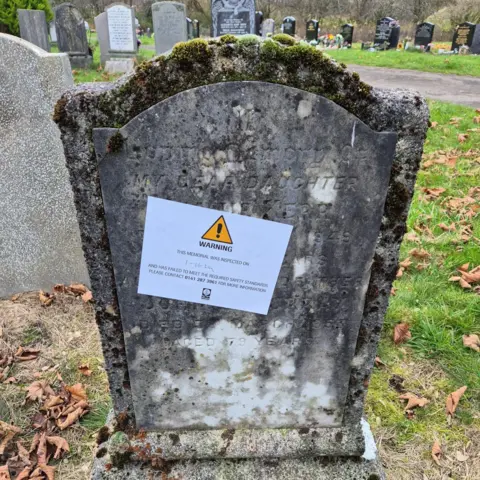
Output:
[{"xmin": 201, "ymin": 216, "xmax": 233, "ymax": 244}]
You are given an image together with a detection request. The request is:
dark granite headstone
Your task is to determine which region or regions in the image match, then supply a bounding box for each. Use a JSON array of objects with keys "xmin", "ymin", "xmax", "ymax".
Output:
[
  {"xmin": 186, "ymin": 17, "xmax": 193, "ymax": 39},
  {"xmin": 472, "ymin": 24, "xmax": 480, "ymax": 54},
  {"xmin": 282, "ymin": 16, "xmax": 295, "ymax": 36},
  {"xmin": 18, "ymin": 9, "xmax": 50, "ymax": 51},
  {"xmin": 57, "ymin": 38, "xmax": 428, "ymax": 479},
  {"xmin": 306, "ymin": 19, "xmax": 318, "ymax": 42},
  {"xmin": 54, "ymin": 3, "xmax": 92, "ymax": 67},
  {"xmin": 193, "ymin": 19, "xmax": 200, "ymax": 38},
  {"xmin": 255, "ymin": 10, "xmax": 263, "ymax": 35},
  {"xmin": 211, "ymin": 0, "xmax": 256, "ymax": 36},
  {"xmin": 340, "ymin": 23, "xmax": 354, "ymax": 45},
  {"xmin": 374, "ymin": 17, "xmax": 399, "ymax": 49},
  {"xmin": 414, "ymin": 22, "xmax": 434, "ymax": 47},
  {"xmin": 451, "ymin": 22, "xmax": 475, "ymax": 51}
]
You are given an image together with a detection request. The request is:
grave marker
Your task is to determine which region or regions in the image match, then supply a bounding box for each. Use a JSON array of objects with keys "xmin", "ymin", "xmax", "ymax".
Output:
[
  {"xmin": 94, "ymin": 11, "xmax": 109, "ymax": 64},
  {"xmin": 262, "ymin": 18, "xmax": 274, "ymax": 37},
  {"xmin": 18, "ymin": 9, "xmax": 50, "ymax": 51},
  {"xmin": 193, "ymin": 18, "xmax": 200, "ymax": 38},
  {"xmin": 374, "ymin": 16, "xmax": 399, "ymax": 49},
  {"xmin": 306, "ymin": 19, "xmax": 319, "ymax": 42},
  {"xmin": 152, "ymin": 1, "xmax": 187, "ymax": 55},
  {"xmin": 211, "ymin": 0, "xmax": 256, "ymax": 36},
  {"xmin": 340, "ymin": 23, "xmax": 354, "ymax": 45},
  {"xmin": 282, "ymin": 16, "xmax": 296, "ymax": 36},
  {"xmin": 57, "ymin": 37, "xmax": 429, "ymax": 480},
  {"xmin": 49, "ymin": 21, "xmax": 57, "ymax": 42},
  {"xmin": 106, "ymin": 3, "xmax": 137, "ymax": 59},
  {"xmin": 255, "ymin": 10, "xmax": 263, "ymax": 35},
  {"xmin": 451, "ymin": 22, "xmax": 475, "ymax": 51},
  {"xmin": 472, "ymin": 24, "xmax": 480, "ymax": 54},
  {"xmin": 414, "ymin": 22, "xmax": 434, "ymax": 47},
  {"xmin": 186, "ymin": 17, "xmax": 193, "ymax": 39}
]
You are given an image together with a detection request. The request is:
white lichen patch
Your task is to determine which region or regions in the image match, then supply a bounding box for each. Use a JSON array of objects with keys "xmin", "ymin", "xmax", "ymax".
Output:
[
  {"xmin": 293, "ymin": 257, "xmax": 311, "ymax": 279},
  {"xmin": 297, "ymin": 99, "xmax": 312, "ymax": 119}
]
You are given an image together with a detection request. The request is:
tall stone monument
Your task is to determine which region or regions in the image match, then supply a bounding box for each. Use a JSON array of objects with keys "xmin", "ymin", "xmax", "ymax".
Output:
[
  {"xmin": 94, "ymin": 11, "xmax": 109, "ymax": 64},
  {"xmin": 0, "ymin": 33, "xmax": 89, "ymax": 298},
  {"xmin": 54, "ymin": 3, "xmax": 92, "ymax": 67},
  {"xmin": 55, "ymin": 37, "xmax": 429, "ymax": 479},
  {"xmin": 212, "ymin": 0, "xmax": 256, "ymax": 36},
  {"xmin": 152, "ymin": 1, "xmax": 188, "ymax": 55},
  {"xmin": 106, "ymin": 3, "xmax": 137, "ymax": 59},
  {"xmin": 17, "ymin": 9, "xmax": 50, "ymax": 51}
]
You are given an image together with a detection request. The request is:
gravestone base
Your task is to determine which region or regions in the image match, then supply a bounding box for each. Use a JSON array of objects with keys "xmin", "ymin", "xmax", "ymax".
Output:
[
  {"xmin": 69, "ymin": 54, "xmax": 92, "ymax": 68},
  {"xmin": 105, "ymin": 58, "xmax": 135, "ymax": 74}
]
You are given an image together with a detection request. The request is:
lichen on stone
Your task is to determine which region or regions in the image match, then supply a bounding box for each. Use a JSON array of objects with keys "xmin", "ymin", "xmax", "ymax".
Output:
[{"xmin": 107, "ymin": 131, "xmax": 124, "ymax": 153}]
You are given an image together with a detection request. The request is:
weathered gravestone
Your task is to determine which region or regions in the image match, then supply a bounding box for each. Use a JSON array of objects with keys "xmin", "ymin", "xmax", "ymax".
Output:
[
  {"xmin": 186, "ymin": 17, "xmax": 193, "ymax": 39},
  {"xmin": 152, "ymin": 1, "xmax": 187, "ymax": 55},
  {"xmin": 193, "ymin": 18, "xmax": 200, "ymax": 38},
  {"xmin": 472, "ymin": 24, "xmax": 480, "ymax": 54},
  {"xmin": 306, "ymin": 19, "xmax": 319, "ymax": 42},
  {"xmin": 374, "ymin": 17, "xmax": 399, "ymax": 49},
  {"xmin": 340, "ymin": 23, "xmax": 354, "ymax": 45},
  {"xmin": 282, "ymin": 16, "xmax": 295, "ymax": 36},
  {"xmin": 54, "ymin": 3, "xmax": 92, "ymax": 68},
  {"xmin": 262, "ymin": 18, "xmax": 274, "ymax": 37},
  {"xmin": 106, "ymin": 3, "xmax": 137, "ymax": 60},
  {"xmin": 18, "ymin": 9, "xmax": 50, "ymax": 51},
  {"xmin": 451, "ymin": 22, "xmax": 475, "ymax": 51},
  {"xmin": 255, "ymin": 10, "xmax": 263, "ymax": 35},
  {"xmin": 55, "ymin": 37, "xmax": 429, "ymax": 479},
  {"xmin": 212, "ymin": 0, "xmax": 256, "ymax": 36},
  {"xmin": 94, "ymin": 12, "xmax": 109, "ymax": 64},
  {"xmin": 0, "ymin": 33, "xmax": 89, "ymax": 299},
  {"xmin": 49, "ymin": 21, "xmax": 57, "ymax": 42},
  {"xmin": 414, "ymin": 22, "xmax": 434, "ymax": 47}
]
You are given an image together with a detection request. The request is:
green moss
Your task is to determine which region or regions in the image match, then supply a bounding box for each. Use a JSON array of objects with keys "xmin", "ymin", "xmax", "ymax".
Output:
[
  {"xmin": 236, "ymin": 34, "xmax": 260, "ymax": 46},
  {"xmin": 272, "ymin": 34, "xmax": 296, "ymax": 46},
  {"xmin": 107, "ymin": 131, "xmax": 124, "ymax": 153},
  {"xmin": 170, "ymin": 38, "xmax": 213, "ymax": 65},
  {"xmin": 218, "ymin": 34, "xmax": 238, "ymax": 44}
]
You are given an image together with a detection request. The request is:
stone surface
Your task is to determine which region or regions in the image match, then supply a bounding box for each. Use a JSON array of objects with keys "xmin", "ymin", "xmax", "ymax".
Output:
[
  {"xmin": 373, "ymin": 17, "xmax": 399, "ymax": 49},
  {"xmin": 54, "ymin": 2, "xmax": 92, "ymax": 67},
  {"xmin": 340, "ymin": 23, "xmax": 354, "ymax": 44},
  {"xmin": 18, "ymin": 9, "xmax": 50, "ymax": 51},
  {"xmin": 0, "ymin": 34, "xmax": 88, "ymax": 298},
  {"xmin": 152, "ymin": 1, "xmax": 187, "ymax": 55},
  {"xmin": 470, "ymin": 24, "xmax": 480, "ymax": 54},
  {"xmin": 212, "ymin": 0, "xmax": 256, "ymax": 36},
  {"xmin": 106, "ymin": 3, "xmax": 137, "ymax": 56},
  {"xmin": 282, "ymin": 16, "xmax": 295, "ymax": 36},
  {"xmin": 55, "ymin": 38, "xmax": 428, "ymax": 478},
  {"xmin": 105, "ymin": 58, "xmax": 135, "ymax": 74},
  {"xmin": 94, "ymin": 12, "xmax": 109, "ymax": 64},
  {"xmin": 262, "ymin": 18, "xmax": 274, "ymax": 37},
  {"xmin": 451, "ymin": 22, "xmax": 475, "ymax": 51},
  {"xmin": 414, "ymin": 22, "xmax": 434, "ymax": 47},
  {"xmin": 306, "ymin": 19, "xmax": 318, "ymax": 42},
  {"xmin": 49, "ymin": 21, "xmax": 57, "ymax": 42}
]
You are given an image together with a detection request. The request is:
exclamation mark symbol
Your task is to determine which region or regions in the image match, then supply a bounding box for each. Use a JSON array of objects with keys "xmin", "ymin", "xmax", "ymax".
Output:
[{"xmin": 216, "ymin": 223, "xmax": 223, "ymax": 239}]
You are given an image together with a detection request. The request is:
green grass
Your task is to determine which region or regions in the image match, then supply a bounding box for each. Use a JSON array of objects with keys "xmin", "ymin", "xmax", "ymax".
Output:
[
  {"xmin": 327, "ymin": 44, "xmax": 480, "ymax": 77},
  {"xmin": 366, "ymin": 100, "xmax": 480, "ymax": 450}
]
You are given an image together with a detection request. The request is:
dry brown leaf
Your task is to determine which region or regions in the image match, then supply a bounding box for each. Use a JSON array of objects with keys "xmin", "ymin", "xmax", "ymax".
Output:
[
  {"xmin": 14, "ymin": 347, "xmax": 40, "ymax": 362},
  {"xmin": 31, "ymin": 465, "xmax": 55, "ymax": 480},
  {"xmin": 430, "ymin": 121, "xmax": 438, "ymax": 128},
  {"xmin": 81, "ymin": 290, "xmax": 93, "ymax": 303},
  {"xmin": 57, "ymin": 407, "xmax": 86, "ymax": 430},
  {"xmin": 10, "ymin": 294, "xmax": 21, "ymax": 302},
  {"xmin": 46, "ymin": 436, "xmax": 70, "ymax": 459},
  {"xmin": 374, "ymin": 356, "xmax": 386, "ymax": 367},
  {"xmin": 69, "ymin": 283, "xmax": 88, "ymax": 295},
  {"xmin": 462, "ymin": 334, "xmax": 480, "ymax": 352},
  {"xmin": 26, "ymin": 381, "xmax": 54, "ymax": 403},
  {"xmin": 399, "ymin": 257, "xmax": 412, "ymax": 269},
  {"xmin": 446, "ymin": 386, "xmax": 467, "ymax": 416},
  {"xmin": 42, "ymin": 395, "xmax": 63, "ymax": 410},
  {"xmin": 3, "ymin": 377, "xmax": 17, "ymax": 384},
  {"xmin": 458, "ymin": 133, "xmax": 469, "ymax": 143},
  {"xmin": 66, "ymin": 383, "xmax": 87, "ymax": 402},
  {"xmin": 459, "ymin": 263, "xmax": 470, "ymax": 272},
  {"xmin": 15, "ymin": 467, "xmax": 31, "ymax": 480},
  {"xmin": 39, "ymin": 291, "xmax": 54, "ymax": 306},
  {"xmin": 431, "ymin": 441, "xmax": 442, "ymax": 465},
  {"xmin": 473, "ymin": 116, "xmax": 480, "ymax": 124},
  {"xmin": 438, "ymin": 222, "xmax": 455, "ymax": 232},
  {"xmin": 409, "ymin": 248, "xmax": 430, "ymax": 259},
  {"xmin": 78, "ymin": 364, "xmax": 92, "ymax": 376},
  {"xmin": 396, "ymin": 267, "xmax": 404, "ymax": 278},
  {"xmin": 0, "ymin": 422, "xmax": 21, "ymax": 455},
  {"xmin": 394, "ymin": 323, "xmax": 412, "ymax": 345},
  {"xmin": 36, "ymin": 433, "xmax": 47, "ymax": 465},
  {"xmin": 0, "ymin": 466, "xmax": 11, "ymax": 480},
  {"xmin": 391, "ymin": 287, "xmax": 397, "ymax": 296},
  {"xmin": 405, "ymin": 231, "xmax": 420, "ymax": 242},
  {"xmin": 459, "ymin": 278, "xmax": 472, "ymax": 289},
  {"xmin": 399, "ymin": 392, "xmax": 429, "ymax": 410},
  {"xmin": 461, "ymin": 267, "xmax": 480, "ymax": 284}
]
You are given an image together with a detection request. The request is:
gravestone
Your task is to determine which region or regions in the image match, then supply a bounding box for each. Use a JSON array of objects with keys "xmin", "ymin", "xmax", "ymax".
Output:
[
  {"xmin": 152, "ymin": 1, "xmax": 187, "ymax": 55},
  {"xmin": 54, "ymin": 3, "xmax": 92, "ymax": 68},
  {"xmin": 106, "ymin": 3, "xmax": 137, "ymax": 60},
  {"xmin": 211, "ymin": 0, "xmax": 256, "ymax": 36},
  {"xmin": 255, "ymin": 10, "xmax": 263, "ymax": 35},
  {"xmin": 49, "ymin": 21, "xmax": 57, "ymax": 42},
  {"xmin": 472, "ymin": 24, "xmax": 480, "ymax": 54},
  {"xmin": 193, "ymin": 18, "xmax": 200, "ymax": 38},
  {"xmin": 262, "ymin": 18, "xmax": 274, "ymax": 37},
  {"xmin": 374, "ymin": 16, "xmax": 399, "ymax": 49},
  {"xmin": 340, "ymin": 23, "xmax": 354, "ymax": 45},
  {"xmin": 306, "ymin": 19, "xmax": 319, "ymax": 42},
  {"xmin": 0, "ymin": 33, "xmax": 89, "ymax": 299},
  {"xmin": 451, "ymin": 22, "xmax": 475, "ymax": 51},
  {"xmin": 94, "ymin": 12, "xmax": 109, "ymax": 64},
  {"xmin": 57, "ymin": 37, "xmax": 428, "ymax": 479},
  {"xmin": 282, "ymin": 15, "xmax": 295, "ymax": 36},
  {"xmin": 18, "ymin": 9, "xmax": 50, "ymax": 51},
  {"xmin": 186, "ymin": 17, "xmax": 193, "ymax": 39},
  {"xmin": 414, "ymin": 22, "xmax": 434, "ymax": 47}
]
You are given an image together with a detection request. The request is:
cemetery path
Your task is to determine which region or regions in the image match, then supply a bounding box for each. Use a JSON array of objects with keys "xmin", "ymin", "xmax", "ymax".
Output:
[{"xmin": 348, "ymin": 65, "xmax": 480, "ymax": 108}]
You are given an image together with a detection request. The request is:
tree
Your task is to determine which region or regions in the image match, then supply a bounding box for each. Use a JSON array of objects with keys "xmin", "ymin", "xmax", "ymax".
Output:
[{"xmin": 0, "ymin": 0, "xmax": 53, "ymax": 35}]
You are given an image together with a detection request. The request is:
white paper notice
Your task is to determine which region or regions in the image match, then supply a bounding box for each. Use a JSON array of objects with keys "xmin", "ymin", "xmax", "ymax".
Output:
[{"xmin": 138, "ymin": 197, "xmax": 293, "ymax": 315}]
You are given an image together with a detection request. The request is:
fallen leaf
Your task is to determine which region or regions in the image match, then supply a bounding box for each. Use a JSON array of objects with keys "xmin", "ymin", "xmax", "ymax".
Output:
[
  {"xmin": 0, "ymin": 421, "xmax": 21, "ymax": 455},
  {"xmin": 432, "ymin": 441, "xmax": 442, "ymax": 465},
  {"xmin": 10, "ymin": 293, "xmax": 21, "ymax": 302},
  {"xmin": 3, "ymin": 377, "xmax": 17, "ymax": 384},
  {"xmin": 458, "ymin": 133, "xmax": 469, "ymax": 143},
  {"xmin": 399, "ymin": 393, "xmax": 429, "ymax": 410},
  {"xmin": 456, "ymin": 451, "xmax": 469, "ymax": 461},
  {"xmin": 409, "ymin": 248, "xmax": 430, "ymax": 259},
  {"xmin": 31, "ymin": 465, "xmax": 55, "ymax": 480},
  {"xmin": 68, "ymin": 283, "xmax": 88, "ymax": 295},
  {"xmin": 81, "ymin": 290, "xmax": 93, "ymax": 303},
  {"xmin": 0, "ymin": 466, "xmax": 11, "ymax": 480},
  {"xmin": 399, "ymin": 257, "xmax": 412, "ymax": 268},
  {"xmin": 462, "ymin": 334, "xmax": 480, "ymax": 352},
  {"xmin": 53, "ymin": 284, "xmax": 66, "ymax": 293},
  {"xmin": 16, "ymin": 441, "xmax": 31, "ymax": 466},
  {"xmin": 26, "ymin": 381, "xmax": 55, "ymax": 403},
  {"xmin": 57, "ymin": 407, "xmax": 86, "ymax": 430},
  {"xmin": 14, "ymin": 346, "xmax": 40, "ymax": 362},
  {"xmin": 405, "ymin": 231, "xmax": 420, "ymax": 242},
  {"xmin": 421, "ymin": 187, "xmax": 446, "ymax": 200},
  {"xmin": 446, "ymin": 386, "xmax": 467, "ymax": 416},
  {"xmin": 394, "ymin": 323, "xmax": 411, "ymax": 345},
  {"xmin": 15, "ymin": 467, "xmax": 31, "ymax": 480},
  {"xmin": 42, "ymin": 395, "xmax": 63, "ymax": 410},
  {"xmin": 459, "ymin": 278, "xmax": 472, "ymax": 289},
  {"xmin": 36, "ymin": 432, "xmax": 47, "ymax": 465},
  {"xmin": 391, "ymin": 287, "xmax": 397, "ymax": 296},
  {"xmin": 459, "ymin": 263, "xmax": 470, "ymax": 272},
  {"xmin": 430, "ymin": 121, "xmax": 438, "ymax": 128},
  {"xmin": 46, "ymin": 436, "xmax": 70, "ymax": 459},
  {"xmin": 438, "ymin": 222, "xmax": 455, "ymax": 232},
  {"xmin": 473, "ymin": 116, "xmax": 480, "ymax": 124},
  {"xmin": 374, "ymin": 356, "xmax": 386, "ymax": 367},
  {"xmin": 78, "ymin": 364, "xmax": 92, "ymax": 376},
  {"xmin": 39, "ymin": 291, "xmax": 54, "ymax": 306},
  {"xmin": 66, "ymin": 383, "xmax": 87, "ymax": 402},
  {"xmin": 396, "ymin": 267, "xmax": 404, "ymax": 278}
]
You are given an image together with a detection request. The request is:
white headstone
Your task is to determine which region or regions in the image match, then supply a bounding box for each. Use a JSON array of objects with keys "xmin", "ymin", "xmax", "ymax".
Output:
[
  {"xmin": 152, "ymin": 1, "xmax": 187, "ymax": 55},
  {"xmin": 106, "ymin": 3, "xmax": 136, "ymax": 54}
]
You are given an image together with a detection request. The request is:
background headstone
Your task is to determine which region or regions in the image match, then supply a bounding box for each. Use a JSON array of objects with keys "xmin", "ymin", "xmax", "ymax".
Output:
[
  {"xmin": 186, "ymin": 17, "xmax": 193, "ymax": 39},
  {"xmin": 262, "ymin": 18, "xmax": 274, "ymax": 37},
  {"xmin": 282, "ymin": 15, "xmax": 295, "ymax": 36},
  {"xmin": 451, "ymin": 22, "xmax": 475, "ymax": 51},
  {"xmin": 18, "ymin": 9, "xmax": 50, "ymax": 52},
  {"xmin": 106, "ymin": 3, "xmax": 137, "ymax": 59},
  {"xmin": 211, "ymin": 0, "xmax": 256, "ymax": 36},
  {"xmin": 54, "ymin": 3, "xmax": 92, "ymax": 68},
  {"xmin": 472, "ymin": 24, "xmax": 480, "ymax": 54},
  {"xmin": 255, "ymin": 10, "xmax": 263, "ymax": 35},
  {"xmin": 94, "ymin": 11, "xmax": 109, "ymax": 64},
  {"xmin": 374, "ymin": 16, "xmax": 399, "ymax": 49},
  {"xmin": 152, "ymin": 1, "xmax": 187, "ymax": 55},
  {"xmin": 49, "ymin": 21, "xmax": 57, "ymax": 42},
  {"xmin": 414, "ymin": 22, "xmax": 434, "ymax": 47},
  {"xmin": 105, "ymin": 58, "xmax": 134, "ymax": 74},
  {"xmin": 0, "ymin": 33, "xmax": 89, "ymax": 298},
  {"xmin": 306, "ymin": 19, "xmax": 319, "ymax": 42},
  {"xmin": 340, "ymin": 23, "xmax": 354, "ymax": 45},
  {"xmin": 192, "ymin": 18, "xmax": 200, "ymax": 38}
]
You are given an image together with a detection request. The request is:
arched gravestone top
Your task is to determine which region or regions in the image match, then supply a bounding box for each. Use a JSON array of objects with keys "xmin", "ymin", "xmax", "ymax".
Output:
[{"xmin": 56, "ymin": 39, "xmax": 428, "ymax": 467}]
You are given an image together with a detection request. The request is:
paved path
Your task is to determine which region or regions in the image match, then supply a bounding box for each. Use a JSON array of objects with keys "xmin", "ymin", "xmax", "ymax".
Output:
[{"xmin": 346, "ymin": 65, "xmax": 480, "ymax": 108}]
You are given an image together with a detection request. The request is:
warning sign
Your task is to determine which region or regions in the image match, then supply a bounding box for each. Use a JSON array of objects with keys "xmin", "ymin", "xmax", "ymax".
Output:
[{"xmin": 201, "ymin": 216, "xmax": 233, "ymax": 244}]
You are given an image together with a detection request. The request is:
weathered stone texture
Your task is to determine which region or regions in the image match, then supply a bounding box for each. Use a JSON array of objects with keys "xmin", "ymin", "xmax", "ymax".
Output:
[
  {"xmin": 152, "ymin": 2, "xmax": 187, "ymax": 55},
  {"xmin": 0, "ymin": 34, "xmax": 88, "ymax": 298},
  {"xmin": 18, "ymin": 9, "xmax": 50, "ymax": 51}
]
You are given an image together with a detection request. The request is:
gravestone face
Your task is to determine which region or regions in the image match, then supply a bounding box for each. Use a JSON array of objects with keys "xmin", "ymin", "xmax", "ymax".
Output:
[
  {"xmin": 282, "ymin": 16, "xmax": 295, "ymax": 36},
  {"xmin": 414, "ymin": 22, "xmax": 434, "ymax": 47},
  {"xmin": 54, "ymin": 3, "xmax": 92, "ymax": 67},
  {"xmin": 106, "ymin": 3, "xmax": 137, "ymax": 56},
  {"xmin": 193, "ymin": 19, "xmax": 200, "ymax": 38},
  {"xmin": 262, "ymin": 18, "xmax": 274, "ymax": 37},
  {"xmin": 152, "ymin": 1, "xmax": 187, "ymax": 55},
  {"xmin": 255, "ymin": 10, "xmax": 263, "ymax": 35},
  {"xmin": 0, "ymin": 34, "xmax": 88, "ymax": 298},
  {"xmin": 472, "ymin": 24, "xmax": 480, "ymax": 54},
  {"xmin": 451, "ymin": 22, "xmax": 475, "ymax": 51},
  {"xmin": 306, "ymin": 19, "xmax": 318, "ymax": 42},
  {"xmin": 58, "ymin": 38, "xmax": 428, "ymax": 479},
  {"xmin": 186, "ymin": 17, "xmax": 193, "ymax": 39},
  {"xmin": 18, "ymin": 9, "xmax": 50, "ymax": 52},
  {"xmin": 340, "ymin": 23, "xmax": 353, "ymax": 44},
  {"xmin": 49, "ymin": 21, "xmax": 57, "ymax": 42},
  {"xmin": 212, "ymin": 0, "xmax": 256, "ymax": 36},
  {"xmin": 94, "ymin": 12, "xmax": 109, "ymax": 64},
  {"xmin": 374, "ymin": 17, "xmax": 398, "ymax": 49}
]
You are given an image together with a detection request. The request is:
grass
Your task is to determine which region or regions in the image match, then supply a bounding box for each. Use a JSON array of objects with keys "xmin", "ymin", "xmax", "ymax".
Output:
[{"xmin": 327, "ymin": 43, "xmax": 480, "ymax": 77}]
